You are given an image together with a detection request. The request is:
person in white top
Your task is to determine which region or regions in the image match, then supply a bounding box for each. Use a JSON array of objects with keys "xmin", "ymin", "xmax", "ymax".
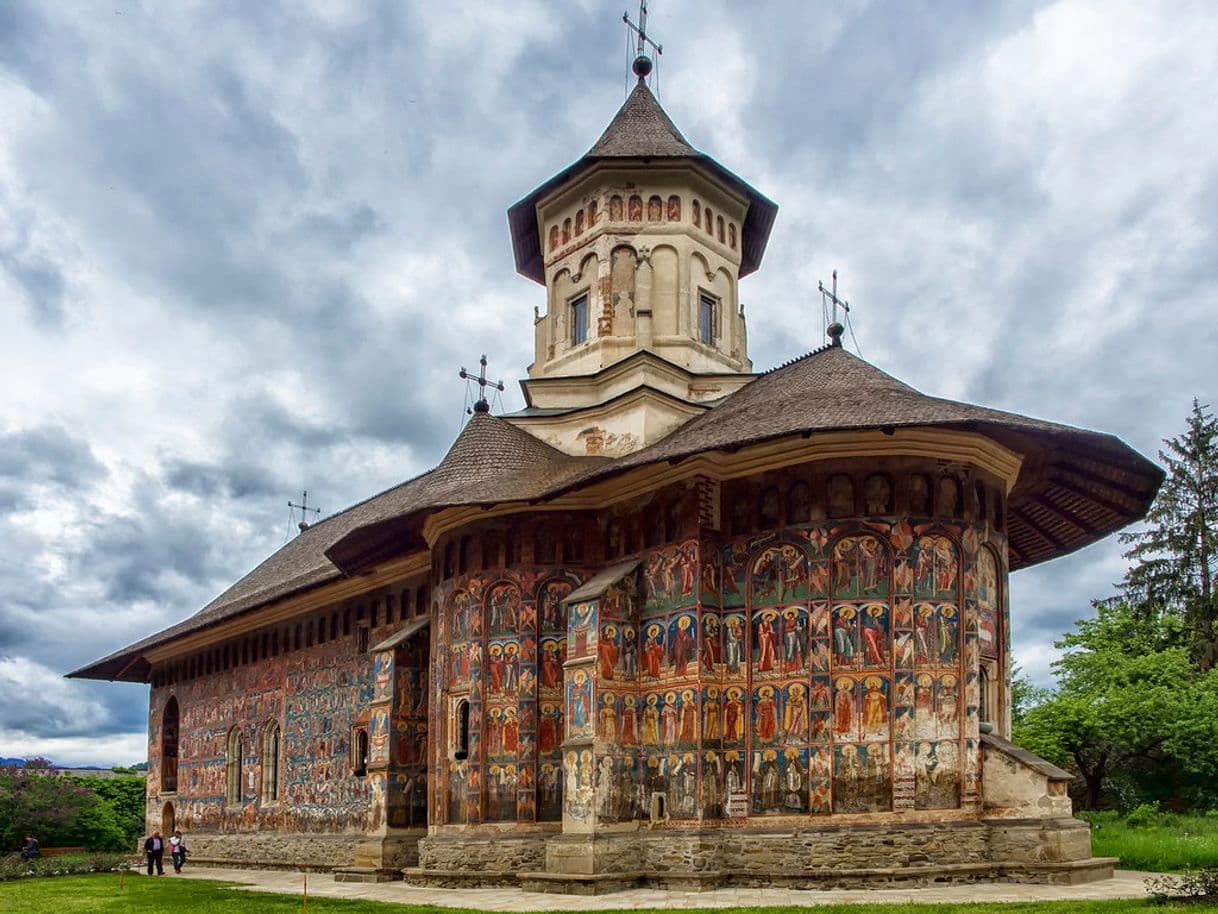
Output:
[{"xmin": 169, "ymin": 830, "xmax": 187, "ymax": 873}]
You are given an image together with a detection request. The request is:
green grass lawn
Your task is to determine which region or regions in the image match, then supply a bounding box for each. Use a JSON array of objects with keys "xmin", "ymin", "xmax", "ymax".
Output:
[
  {"xmin": 1086, "ymin": 812, "xmax": 1218, "ymax": 872},
  {"xmin": 0, "ymin": 874, "xmax": 1209, "ymax": 914}
]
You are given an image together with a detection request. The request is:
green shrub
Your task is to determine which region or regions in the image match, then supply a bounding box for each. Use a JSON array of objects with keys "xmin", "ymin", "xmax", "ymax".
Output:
[
  {"xmin": 0, "ymin": 852, "xmax": 130, "ymax": 882},
  {"xmin": 1127, "ymin": 801, "xmax": 1162, "ymax": 827},
  {"xmin": 1147, "ymin": 866, "xmax": 1218, "ymax": 904}
]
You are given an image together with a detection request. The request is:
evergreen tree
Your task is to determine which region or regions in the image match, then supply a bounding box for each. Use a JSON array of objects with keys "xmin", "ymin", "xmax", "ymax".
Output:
[{"xmin": 1120, "ymin": 399, "xmax": 1218, "ymax": 670}]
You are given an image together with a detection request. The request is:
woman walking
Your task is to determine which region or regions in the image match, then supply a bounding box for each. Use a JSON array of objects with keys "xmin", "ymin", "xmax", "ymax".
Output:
[{"xmin": 169, "ymin": 830, "xmax": 187, "ymax": 873}]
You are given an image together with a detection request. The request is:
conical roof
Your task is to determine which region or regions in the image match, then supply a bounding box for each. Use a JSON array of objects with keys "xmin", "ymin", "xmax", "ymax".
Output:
[
  {"xmin": 507, "ymin": 81, "xmax": 777, "ymax": 283},
  {"xmin": 585, "ymin": 80, "xmax": 697, "ymax": 157}
]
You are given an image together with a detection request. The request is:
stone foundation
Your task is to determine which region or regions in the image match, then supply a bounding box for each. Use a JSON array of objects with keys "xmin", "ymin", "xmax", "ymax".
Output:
[
  {"xmin": 406, "ymin": 818, "xmax": 1113, "ymax": 893},
  {"xmin": 184, "ymin": 832, "xmax": 366, "ymax": 871},
  {"xmin": 410, "ymin": 833, "xmax": 549, "ymax": 886}
]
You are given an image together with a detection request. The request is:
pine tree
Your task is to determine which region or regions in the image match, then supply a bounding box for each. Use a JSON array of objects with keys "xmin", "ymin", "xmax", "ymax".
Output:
[{"xmin": 1120, "ymin": 400, "xmax": 1218, "ymax": 670}]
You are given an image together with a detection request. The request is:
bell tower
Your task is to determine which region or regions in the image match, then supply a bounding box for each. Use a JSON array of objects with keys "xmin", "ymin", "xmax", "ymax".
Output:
[{"xmin": 505, "ymin": 68, "xmax": 776, "ymax": 457}]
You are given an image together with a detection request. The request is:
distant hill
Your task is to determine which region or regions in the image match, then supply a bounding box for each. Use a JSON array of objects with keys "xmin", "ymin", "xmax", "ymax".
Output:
[{"xmin": 1, "ymin": 757, "xmax": 27, "ymax": 766}]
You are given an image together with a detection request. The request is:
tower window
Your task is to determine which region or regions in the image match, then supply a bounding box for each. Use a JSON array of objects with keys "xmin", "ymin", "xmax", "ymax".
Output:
[
  {"xmin": 699, "ymin": 293, "xmax": 717, "ymax": 345},
  {"xmin": 570, "ymin": 294, "xmax": 589, "ymax": 345}
]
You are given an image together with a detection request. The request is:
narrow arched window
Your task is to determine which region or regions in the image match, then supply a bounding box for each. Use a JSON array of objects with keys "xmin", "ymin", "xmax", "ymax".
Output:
[
  {"xmin": 161, "ymin": 697, "xmax": 179, "ymax": 793},
  {"xmin": 979, "ymin": 665, "xmax": 992, "ymax": 724},
  {"xmin": 353, "ymin": 728, "xmax": 369, "ymax": 777},
  {"xmin": 261, "ymin": 721, "xmax": 280, "ymax": 803},
  {"xmin": 225, "ymin": 727, "xmax": 243, "ymax": 805},
  {"xmin": 454, "ymin": 700, "xmax": 470, "ymax": 761}
]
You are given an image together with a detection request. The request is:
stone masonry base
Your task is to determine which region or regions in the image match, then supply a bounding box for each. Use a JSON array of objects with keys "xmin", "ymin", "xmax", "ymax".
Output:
[{"xmin": 405, "ymin": 817, "xmax": 1113, "ymax": 894}]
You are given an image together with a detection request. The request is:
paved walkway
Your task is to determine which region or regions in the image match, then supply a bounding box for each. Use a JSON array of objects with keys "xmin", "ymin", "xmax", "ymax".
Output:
[{"xmin": 175, "ymin": 866, "xmax": 1154, "ymax": 909}]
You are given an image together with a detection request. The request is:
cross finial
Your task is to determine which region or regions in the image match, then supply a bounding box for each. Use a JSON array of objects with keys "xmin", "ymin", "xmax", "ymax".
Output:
[
  {"xmin": 623, "ymin": 2, "xmax": 663, "ymax": 83},
  {"xmin": 817, "ymin": 270, "xmax": 851, "ymax": 348},
  {"xmin": 288, "ymin": 490, "xmax": 321, "ymax": 533},
  {"xmin": 459, "ymin": 354, "xmax": 505, "ymax": 415}
]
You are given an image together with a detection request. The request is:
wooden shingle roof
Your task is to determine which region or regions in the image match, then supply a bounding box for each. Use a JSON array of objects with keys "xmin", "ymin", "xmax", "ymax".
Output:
[{"xmin": 70, "ymin": 345, "xmax": 1161, "ymax": 682}]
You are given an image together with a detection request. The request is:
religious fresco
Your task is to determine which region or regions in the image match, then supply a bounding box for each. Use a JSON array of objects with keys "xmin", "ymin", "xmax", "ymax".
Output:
[
  {"xmin": 356, "ymin": 492, "xmax": 999, "ymax": 838},
  {"xmin": 149, "ymin": 494, "xmax": 1000, "ymax": 847},
  {"xmin": 148, "ymin": 622, "xmax": 394, "ymax": 836},
  {"xmin": 436, "ymin": 569, "xmax": 590, "ymax": 826},
  {"xmin": 643, "ymin": 541, "xmax": 699, "ymax": 613},
  {"xmin": 976, "ymin": 547, "xmax": 1000, "ymax": 659}
]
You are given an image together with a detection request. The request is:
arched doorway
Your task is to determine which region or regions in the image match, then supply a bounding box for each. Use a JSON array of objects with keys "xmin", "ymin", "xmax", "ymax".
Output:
[{"xmin": 161, "ymin": 801, "xmax": 175, "ymax": 835}]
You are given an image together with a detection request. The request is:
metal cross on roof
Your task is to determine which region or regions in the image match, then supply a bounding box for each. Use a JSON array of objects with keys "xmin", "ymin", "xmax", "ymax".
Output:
[
  {"xmin": 459, "ymin": 354, "xmax": 505, "ymax": 415},
  {"xmin": 288, "ymin": 490, "xmax": 321, "ymax": 533},
  {"xmin": 623, "ymin": 1, "xmax": 663, "ymax": 82},
  {"xmin": 818, "ymin": 269, "xmax": 851, "ymax": 348}
]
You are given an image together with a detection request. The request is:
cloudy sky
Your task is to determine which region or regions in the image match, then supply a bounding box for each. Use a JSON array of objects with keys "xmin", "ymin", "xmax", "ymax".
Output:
[{"xmin": 1, "ymin": 0, "xmax": 1215, "ymax": 766}]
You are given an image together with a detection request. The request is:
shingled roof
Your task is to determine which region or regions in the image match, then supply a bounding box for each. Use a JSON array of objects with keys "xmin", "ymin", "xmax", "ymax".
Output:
[
  {"xmin": 591, "ymin": 344, "xmax": 1163, "ymax": 568},
  {"xmin": 68, "ymin": 414, "xmax": 602, "ymax": 682},
  {"xmin": 70, "ymin": 344, "xmax": 1162, "ymax": 683},
  {"xmin": 507, "ymin": 80, "xmax": 778, "ymax": 283}
]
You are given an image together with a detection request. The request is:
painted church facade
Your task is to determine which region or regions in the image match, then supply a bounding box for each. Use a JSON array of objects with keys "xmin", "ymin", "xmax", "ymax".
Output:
[{"xmin": 74, "ymin": 77, "xmax": 1163, "ymax": 891}]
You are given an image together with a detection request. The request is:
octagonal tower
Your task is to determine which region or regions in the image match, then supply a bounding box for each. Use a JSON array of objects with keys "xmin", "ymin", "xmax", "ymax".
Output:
[{"xmin": 506, "ymin": 81, "xmax": 777, "ymax": 457}]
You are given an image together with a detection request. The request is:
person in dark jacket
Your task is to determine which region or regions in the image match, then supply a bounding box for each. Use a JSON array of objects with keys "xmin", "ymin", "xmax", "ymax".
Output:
[
  {"xmin": 143, "ymin": 831, "xmax": 164, "ymax": 875},
  {"xmin": 20, "ymin": 835, "xmax": 40, "ymax": 861}
]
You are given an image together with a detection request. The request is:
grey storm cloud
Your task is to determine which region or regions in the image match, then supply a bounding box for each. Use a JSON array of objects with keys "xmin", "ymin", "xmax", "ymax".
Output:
[{"xmin": 0, "ymin": 0, "xmax": 1214, "ymax": 765}]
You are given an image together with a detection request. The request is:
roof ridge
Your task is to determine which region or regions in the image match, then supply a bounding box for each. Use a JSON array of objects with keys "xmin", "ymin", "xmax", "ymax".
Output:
[{"xmin": 760, "ymin": 340, "xmax": 838, "ymax": 375}]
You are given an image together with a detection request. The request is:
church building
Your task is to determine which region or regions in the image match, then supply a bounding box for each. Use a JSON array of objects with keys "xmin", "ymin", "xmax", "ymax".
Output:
[{"xmin": 72, "ymin": 61, "xmax": 1163, "ymax": 891}]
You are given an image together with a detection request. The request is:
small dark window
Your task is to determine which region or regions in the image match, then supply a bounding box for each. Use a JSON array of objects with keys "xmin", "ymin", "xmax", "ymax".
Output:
[
  {"xmin": 699, "ymin": 293, "xmax": 716, "ymax": 345},
  {"xmin": 454, "ymin": 700, "xmax": 471, "ymax": 761},
  {"xmin": 354, "ymin": 729, "xmax": 369, "ymax": 777},
  {"xmin": 570, "ymin": 294, "xmax": 589, "ymax": 346},
  {"xmin": 759, "ymin": 486, "xmax": 780, "ymax": 528},
  {"xmin": 458, "ymin": 536, "xmax": 470, "ymax": 574},
  {"xmin": 644, "ymin": 507, "xmax": 663, "ymax": 548},
  {"xmin": 562, "ymin": 526, "xmax": 584, "ymax": 564},
  {"xmin": 624, "ymin": 519, "xmax": 639, "ymax": 555},
  {"xmin": 789, "ymin": 481, "xmax": 811, "ymax": 524},
  {"xmin": 443, "ymin": 542, "xmax": 455, "ymax": 579},
  {"xmin": 664, "ymin": 500, "xmax": 681, "ymax": 542},
  {"xmin": 536, "ymin": 528, "xmax": 557, "ymax": 564},
  {"xmin": 416, "ymin": 585, "xmax": 428, "ymax": 615},
  {"xmin": 975, "ymin": 481, "xmax": 988, "ymax": 524},
  {"xmin": 357, "ymin": 626, "xmax": 370, "ymax": 653}
]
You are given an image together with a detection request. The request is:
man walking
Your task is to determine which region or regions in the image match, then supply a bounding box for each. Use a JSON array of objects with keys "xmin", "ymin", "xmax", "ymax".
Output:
[
  {"xmin": 143, "ymin": 831, "xmax": 165, "ymax": 875},
  {"xmin": 20, "ymin": 835, "xmax": 40, "ymax": 862}
]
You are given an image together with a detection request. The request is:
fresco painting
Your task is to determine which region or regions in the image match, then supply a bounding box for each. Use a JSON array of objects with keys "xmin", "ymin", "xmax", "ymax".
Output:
[
  {"xmin": 420, "ymin": 511, "xmax": 992, "ymax": 832},
  {"xmin": 832, "ymin": 536, "xmax": 890, "ymax": 600},
  {"xmin": 913, "ymin": 535, "xmax": 960, "ymax": 600},
  {"xmin": 644, "ymin": 541, "xmax": 699, "ymax": 613},
  {"xmin": 976, "ymin": 548, "xmax": 1000, "ymax": 658},
  {"xmin": 914, "ymin": 739, "xmax": 961, "ymax": 809},
  {"xmin": 833, "ymin": 742, "xmax": 891, "ymax": 813}
]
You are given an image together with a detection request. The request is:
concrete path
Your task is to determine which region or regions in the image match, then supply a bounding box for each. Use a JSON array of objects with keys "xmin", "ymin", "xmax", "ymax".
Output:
[{"xmin": 173, "ymin": 866, "xmax": 1154, "ymax": 909}]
